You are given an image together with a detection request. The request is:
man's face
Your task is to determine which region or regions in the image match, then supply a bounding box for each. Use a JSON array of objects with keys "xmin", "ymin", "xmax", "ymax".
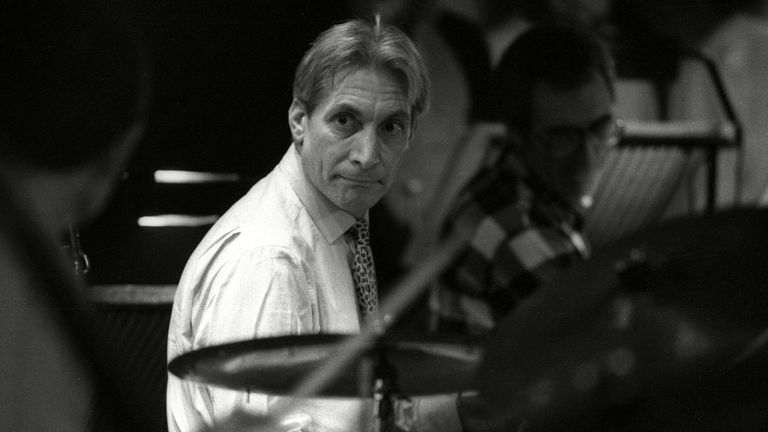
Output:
[
  {"xmin": 289, "ymin": 67, "xmax": 412, "ymax": 218},
  {"xmin": 519, "ymin": 72, "xmax": 616, "ymax": 209}
]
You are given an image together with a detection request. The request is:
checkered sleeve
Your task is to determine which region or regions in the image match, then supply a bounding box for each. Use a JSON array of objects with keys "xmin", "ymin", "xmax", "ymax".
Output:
[
  {"xmin": 439, "ymin": 217, "xmax": 581, "ymax": 330},
  {"xmin": 436, "ymin": 157, "xmax": 584, "ymax": 331}
]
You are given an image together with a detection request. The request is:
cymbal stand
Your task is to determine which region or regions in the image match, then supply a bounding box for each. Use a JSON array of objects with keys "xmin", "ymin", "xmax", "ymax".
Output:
[
  {"xmin": 290, "ymin": 233, "xmax": 467, "ymax": 427},
  {"xmin": 372, "ymin": 347, "xmax": 401, "ymax": 432}
]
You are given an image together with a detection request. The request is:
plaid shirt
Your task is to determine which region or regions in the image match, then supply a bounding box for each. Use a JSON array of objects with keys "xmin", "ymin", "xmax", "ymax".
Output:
[{"xmin": 432, "ymin": 145, "xmax": 591, "ymax": 333}]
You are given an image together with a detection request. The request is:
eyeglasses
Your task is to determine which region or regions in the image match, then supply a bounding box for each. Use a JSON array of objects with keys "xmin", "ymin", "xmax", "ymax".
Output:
[{"xmin": 538, "ymin": 117, "xmax": 624, "ymax": 159}]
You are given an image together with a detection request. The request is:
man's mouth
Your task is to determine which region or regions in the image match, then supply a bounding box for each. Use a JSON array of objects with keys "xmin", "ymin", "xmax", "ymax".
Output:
[{"xmin": 337, "ymin": 175, "xmax": 380, "ymax": 185}]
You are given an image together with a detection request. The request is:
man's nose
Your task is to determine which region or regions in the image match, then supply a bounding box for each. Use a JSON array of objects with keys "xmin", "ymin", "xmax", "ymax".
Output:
[{"xmin": 350, "ymin": 128, "xmax": 379, "ymax": 169}]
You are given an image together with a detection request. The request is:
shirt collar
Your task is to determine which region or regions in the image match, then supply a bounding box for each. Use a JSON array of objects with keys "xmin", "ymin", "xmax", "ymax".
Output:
[{"xmin": 279, "ymin": 144, "xmax": 358, "ymax": 244}]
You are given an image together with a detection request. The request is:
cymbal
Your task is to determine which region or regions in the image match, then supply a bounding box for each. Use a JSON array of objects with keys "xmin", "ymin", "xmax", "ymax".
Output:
[
  {"xmin": 479, "ymin": 208, "xmax": 768, "ymax": 430},
  {"xmin": 169, "ymin": 333, "xmax": 482, "ymax": 397}
]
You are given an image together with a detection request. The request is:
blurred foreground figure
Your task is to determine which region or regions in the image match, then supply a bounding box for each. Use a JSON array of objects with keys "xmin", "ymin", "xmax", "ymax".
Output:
[
  {"xmin": 0, "ymin": 2, "xmax": 150, "ymax": 431},
  {"xmin": 480, "ymin": 208, "xmax": 768, "ymax": 431}
]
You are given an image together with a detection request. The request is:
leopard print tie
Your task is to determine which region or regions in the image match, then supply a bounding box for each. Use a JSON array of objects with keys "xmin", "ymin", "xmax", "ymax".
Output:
[{"xmin": 350, "ymin": 218, "xmax": 378, "ymax": 320}]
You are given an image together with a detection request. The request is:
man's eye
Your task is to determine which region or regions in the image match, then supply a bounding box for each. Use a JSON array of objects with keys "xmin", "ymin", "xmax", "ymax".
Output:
[
  {"xmin": 381, "ymin": 121, "xmax": 405, "ymax": 136},
  {"xmin": 333, "ymin": 113, "xmax": 355, "ymax": 129}
]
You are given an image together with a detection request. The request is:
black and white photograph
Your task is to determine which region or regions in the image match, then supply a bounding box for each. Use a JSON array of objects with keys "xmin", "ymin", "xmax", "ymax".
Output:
[{"xmin": 3, "ymin": 1, "xmax": 768, "ymax": 431}]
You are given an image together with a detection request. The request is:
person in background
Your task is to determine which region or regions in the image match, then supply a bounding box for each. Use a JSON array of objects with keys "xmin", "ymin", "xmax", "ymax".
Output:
[
  {"xmin": 369, "ymin": 1, "xmax": 616, "ymax": 332},
  {"xmin": 668, "ymin": 0, "xmax": 768, "ymax": 212},
  {"xmin": 434, "ymin": 23, "xmax": 622, "ymax": 333},
  {"xmin": 0, "ymin": 2, "xmax": 151, "ymax": 431},
  {"xmin": 167, "ymin": 18, "xmax": 467, "ymax": 432}
]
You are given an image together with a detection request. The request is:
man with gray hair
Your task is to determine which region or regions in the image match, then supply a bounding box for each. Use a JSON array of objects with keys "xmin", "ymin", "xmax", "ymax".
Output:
[{"xmin": 167, "ymin": 18, "xmax": 460, "ymax": 431}]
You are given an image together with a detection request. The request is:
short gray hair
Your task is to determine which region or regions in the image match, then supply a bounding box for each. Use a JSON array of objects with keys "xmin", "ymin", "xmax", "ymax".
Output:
[{"xmin": 292, "ymin": 18, "xmax": 429, "ymax": 121}]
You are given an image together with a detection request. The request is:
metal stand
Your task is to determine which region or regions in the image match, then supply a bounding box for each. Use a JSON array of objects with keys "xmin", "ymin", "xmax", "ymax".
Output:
[{"xmin": 372, "ymin": 347, "xmax": 399, "ymax": 432}]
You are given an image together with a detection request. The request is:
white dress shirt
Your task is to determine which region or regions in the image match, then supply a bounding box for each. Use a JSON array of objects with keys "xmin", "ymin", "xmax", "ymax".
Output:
[{"xmin": 167, "ymin": 144, "xmax": 460, "ymax": 432}]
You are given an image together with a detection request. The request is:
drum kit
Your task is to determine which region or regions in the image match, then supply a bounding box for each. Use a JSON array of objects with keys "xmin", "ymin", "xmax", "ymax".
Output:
[{"xmin": 169, "ymin": 208, "xmax": 768, "ymax": 431}]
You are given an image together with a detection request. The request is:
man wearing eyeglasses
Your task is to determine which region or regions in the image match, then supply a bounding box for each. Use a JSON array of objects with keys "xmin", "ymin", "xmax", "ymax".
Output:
[{"xmin": 432, "ymin": 23, "xmax": 621, "ymax": 334}]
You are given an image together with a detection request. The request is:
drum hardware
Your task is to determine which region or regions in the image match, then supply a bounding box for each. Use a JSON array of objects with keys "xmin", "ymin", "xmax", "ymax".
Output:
[
  {"xmin": 169, "ymin": 332, "xmax": 482, "ymax": 431},
  {"xmin": 480, "ymin": 208, "xmax": 768, "ymax": 430},
  {"xmin": 68, "ymin": 223, "xmax": 90, "ymax": 276},
  {"xmin": 370, "ymin": 347, "xmax": 400, "ymax": 432},
  {"xmin": 168, "ymin": 333, "xmax": 482, "ymax": 397}
]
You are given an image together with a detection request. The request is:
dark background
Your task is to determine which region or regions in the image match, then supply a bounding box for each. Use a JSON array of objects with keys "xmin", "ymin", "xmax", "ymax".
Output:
[
  {"xmin": 125, "ymin": 1, "xmax": 348, "ymax": 175},
  {"xmin": 81, "ymin": 1, "xmax": 356, "ymax": 284}
]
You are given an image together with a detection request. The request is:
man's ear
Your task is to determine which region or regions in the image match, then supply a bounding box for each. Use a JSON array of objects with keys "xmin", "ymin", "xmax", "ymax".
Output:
[
  {"xmin": 405, "ymin": 119, "xmax": 418, "ymax": 149},
  {"xmin": 288, "ymin": 99, "xmax": 307, "ymax": 147}
]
